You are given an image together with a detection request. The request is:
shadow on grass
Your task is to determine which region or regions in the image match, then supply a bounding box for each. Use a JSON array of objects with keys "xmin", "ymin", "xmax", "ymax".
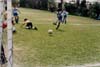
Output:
[
  {"xmin": 48, "ymin": 34, "xmax": 54, "ymax": 37},
  {"xmin": 57, "ymin": 29, "xmax": 65, "ymax": 32}
]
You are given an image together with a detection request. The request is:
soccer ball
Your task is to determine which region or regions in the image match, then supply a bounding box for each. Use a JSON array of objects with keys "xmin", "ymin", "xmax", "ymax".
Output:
[{"xmin": 48, "ymin": 29, "xmax": 53, "ymax": 34}]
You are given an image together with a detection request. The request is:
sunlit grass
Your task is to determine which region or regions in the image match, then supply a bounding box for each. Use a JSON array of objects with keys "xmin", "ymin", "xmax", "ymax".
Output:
[{"xmin": 13, "ymin": 8, "xmax": 100, "ymax": 67}]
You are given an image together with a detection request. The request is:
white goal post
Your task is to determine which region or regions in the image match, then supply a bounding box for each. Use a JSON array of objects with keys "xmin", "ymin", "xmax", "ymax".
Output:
[{"xmin": 7, "ymin": 0, "xmax": 13, "ymax": 67}]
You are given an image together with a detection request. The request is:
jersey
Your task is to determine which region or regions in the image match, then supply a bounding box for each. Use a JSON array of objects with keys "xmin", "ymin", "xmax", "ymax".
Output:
[{"xmin": 13, "ymin": 8, "xmax": 19, "ymax": 16}]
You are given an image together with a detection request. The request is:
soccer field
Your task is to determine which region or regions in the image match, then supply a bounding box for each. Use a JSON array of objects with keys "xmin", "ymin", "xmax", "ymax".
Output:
[{"xmin": 13, "ymin": 8, "xmax": 100, "ymax": 67}]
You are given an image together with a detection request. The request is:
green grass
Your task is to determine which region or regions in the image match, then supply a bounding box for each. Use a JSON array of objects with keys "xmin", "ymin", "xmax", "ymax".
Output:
[{"xmin": 13, "ymin": 8, "xmax": 100, "ymax": 67}]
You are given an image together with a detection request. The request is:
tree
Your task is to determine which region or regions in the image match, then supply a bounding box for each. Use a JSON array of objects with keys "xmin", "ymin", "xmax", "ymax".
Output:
[
  {"xmin": 48, "ymin": 0, "xmax": 56, "ymax": 12},
  {"xmin": 89, "ymin": 2, "xmax": 100, "ymax": 19},
  {"xmin": 12, "ymin": 0, "xmax": 20, "ymax": 7},
  {"xmin": 76, "ymin": 0, "xmax": 80, "ymax": 7},
  {"xmin": 65, "ymin": 3, "xmax": 77, "ymax": 15},
  {"xmin": 80, "ymin": 0, "xmax": 88, "ymax": 16},
  {"xmin": 20, "ymin": 0, "xmax": 48, "ymax": 10},
  {"xmin": 20, "ymin": 0, "xmax": 26, "ymax": 7},
  {"xmin": 58, "ymin": 0, "xmax": 64, "ymax": 9}
]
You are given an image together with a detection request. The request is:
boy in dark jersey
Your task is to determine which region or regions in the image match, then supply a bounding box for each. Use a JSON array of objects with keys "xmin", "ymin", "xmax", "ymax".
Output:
[{"xmin": 56, "ymin": 9, "xmax": 63, "ymax": 30}]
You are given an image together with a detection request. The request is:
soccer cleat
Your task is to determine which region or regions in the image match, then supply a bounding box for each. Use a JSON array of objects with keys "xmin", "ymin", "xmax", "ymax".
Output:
[{"xmin": 33, "ymin": 27, "xmax": 38, "ymax": 30}]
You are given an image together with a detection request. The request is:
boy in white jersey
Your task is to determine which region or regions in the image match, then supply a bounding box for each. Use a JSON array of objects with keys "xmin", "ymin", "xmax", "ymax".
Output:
[
  {"xmin": 13, "ymin": 6, "xmax": 20, "ymax": 24},
  {"xmin": 22, "ymin": 18, "xmax": 38, "ymax": 30},
  {"xmin": 62, "ymin": 9, "xmax": 68, "ymax": 24}
]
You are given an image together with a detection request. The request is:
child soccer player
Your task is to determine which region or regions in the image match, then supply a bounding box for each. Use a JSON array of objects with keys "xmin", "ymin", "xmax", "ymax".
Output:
[
  {"xmin": 12, "ymin": 20, "xmax": 16, "ymax": 33},
  {"xmin": 2, "ymin": 20, "xmax": 16, "ymax": 33},
  {"xmin": 3, "ymin": 7, "xmax": 16, "ymax": 33},
  {"xmin": 62, "ymin": 9, "xmax": 68, "ymax": 24},
  {"xmin": 56, "ymin": 9, "xmax": 63, "ymax": 30},
  {"xmin": 23, "ymin": 18, "xmax": 38, "ymax": 30},
  {"xmin": 12, "ymin": 6, "xmax": 20, "ymax": 24}
]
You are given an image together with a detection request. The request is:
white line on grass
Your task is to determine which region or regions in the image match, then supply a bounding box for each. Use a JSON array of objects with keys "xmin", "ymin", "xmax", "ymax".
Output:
[
  {"xmin": 34, "ymin": 63, "xmax": 100, "ymax": 67},
  {"xmin": 66, "ymin": 63, "xmax": 100, "ymax": 67},
  {"xmin": 11, "ymin": 63, "xmax": 100, "ymax": 67},
  {"xmin": 70, "ymin": 24, "xmax": 100, "ymax": 26},
  {"xmin": 33, "ymin": 23, "xmax": 100, "ymax": 26}
]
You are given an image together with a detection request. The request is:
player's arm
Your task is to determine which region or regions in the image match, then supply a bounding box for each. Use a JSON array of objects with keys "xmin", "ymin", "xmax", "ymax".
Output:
[{"xmin": 21, "ymin": 22, "xmax": 26, "ymax": 28}]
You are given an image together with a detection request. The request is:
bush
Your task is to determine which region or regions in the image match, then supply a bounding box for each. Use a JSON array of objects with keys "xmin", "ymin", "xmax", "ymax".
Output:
[
  {"xmin": 20, "ymin": 0, "xmax": 48, "ymax": 10},
  {"xmin": 65, "ymin": 3, "xmax": 77, "ymax": 15},
  {"xmin": 65, "ymin": 1, "xmax": 100, "ymax": 20},
  {"xmin": 89, "ymin": 2, "xmax": 100, "ymax": 19},
  {"xmin": 20, "ymin": 0, "xmax": 26, "ymax": 7}
]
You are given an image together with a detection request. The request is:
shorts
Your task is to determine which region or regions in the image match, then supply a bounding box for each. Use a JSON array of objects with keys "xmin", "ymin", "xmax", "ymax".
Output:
[
  {"xmin": 26, "ymin": 22, "xmax": 33, "ymax": 29},
  {"xmin": 13, "ymin": 13, "xmax": 18, "ymax": 16},
  {"xmin": 64, "ymin": 15, "xmax": 67, "ymax": 18},
  {"xmin": 58, "ymin": 16, "xmax": 62, "ymax": 22}
]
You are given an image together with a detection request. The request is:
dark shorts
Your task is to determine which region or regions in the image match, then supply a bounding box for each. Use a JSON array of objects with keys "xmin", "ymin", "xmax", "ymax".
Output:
[
  {"xmin": 58, "ymin": 16, "xmax": 62, "ymax": 22},
  {"xmin": 13, "ymin": 13, "xmax": 18, "ymax": 16},
  {"xmin": 26, "ymin": 22, "xmax": 33, "ymax": 29},
  {"xmin": 64, "ymin": 15, "xmax": 67, "ymax": 18}
]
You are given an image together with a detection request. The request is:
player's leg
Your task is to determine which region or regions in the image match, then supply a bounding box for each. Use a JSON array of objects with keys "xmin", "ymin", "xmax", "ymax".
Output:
[
  {"xmin": 56, "ymin": 21, "xmax": 60, "ymax": 30},
  {"xmin": 64, "ymin": 16, "xmax": 67, "ymax": 24},
  {"xmin": 15, "ymin": 16, "xmax": 19, "ymax": 24}
]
